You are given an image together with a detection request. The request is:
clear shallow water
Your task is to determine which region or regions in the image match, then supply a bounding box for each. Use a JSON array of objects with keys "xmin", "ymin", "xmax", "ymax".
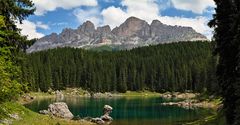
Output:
[{"xmin": 25, "ymin": 97, "xmax": 214, "ymax": 125}]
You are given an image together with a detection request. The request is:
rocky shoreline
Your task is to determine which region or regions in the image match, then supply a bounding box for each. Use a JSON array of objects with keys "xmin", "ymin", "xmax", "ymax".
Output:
[
  {"xmin": 160, "ymin": 92, "xmax": 199, "ymax": 99},
  {"xmin": 20, "ymin": 89, "xmax": 221, "ymax": 110},
  {"xmin": 159, "ymin": 92, "xmax": 221, "ymax": 109},
  {"xmin": 161, "ymin": 99, "xmax": 219, "ymax": 109},
  {"xmin": 39, "ymin": 102, "xmax": 113, "ymax": 125}
]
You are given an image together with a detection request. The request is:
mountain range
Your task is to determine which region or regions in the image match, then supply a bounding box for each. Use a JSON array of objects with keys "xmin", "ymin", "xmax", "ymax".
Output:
[{"xmin": 27, "ymin": 16, "xmax": 208, "ymax": 53}]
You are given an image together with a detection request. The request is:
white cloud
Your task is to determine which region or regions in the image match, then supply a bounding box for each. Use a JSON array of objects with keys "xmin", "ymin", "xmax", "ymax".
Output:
[
  {"xmin": 103, "ymin": 0, "xmax": 114, "ymax": 3},
  {"xmin": 121, "ymin": 0, "xmax": 160, "ymax": 23},
  {"xmin": 33, "ymin": 0, "xmax": 98, "ymax": 15},
  {"xmin": 157, "ymin": 0, "xmax": 172, "ymax": 11},
  {"xmin": 101, "ymin": 6, "xmax": 128, "ymax": 28},
  {"xmin": 101, "ymin": 0, "xmax": 160, "ymax": 28},
  {"xmin": 51, "ymin": 22, "xmax": 68, "ymax": 26},
  {"xmin": 73, "ymin": 8, "xmax": 101, "ymax": 26},
  {"xmin": 159, "ymin": 16, "xmax": 213, "ymax": 39},
  {"xmin": 36, "ymin": 21, "xmax": 49, "ymax": 30},
  {"xmin": 171, "ymin": 0, "xmax": 215, "ymax": 14},
  {"xmin": 100, "ymin": 0, "xmax": 213, "ymax": 39},
  {"xmin": 16, "ymin": 20, "xmax": 48, "ymax": 39}
]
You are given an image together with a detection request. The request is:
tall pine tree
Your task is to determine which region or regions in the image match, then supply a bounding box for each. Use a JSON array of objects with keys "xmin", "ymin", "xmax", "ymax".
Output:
[
  {"xmin": 0, "ymin": 0, "xmax": 35, "ymax": 102},
  {"xmin": 209, "ymin": 0, "xmax": 240, "ymax": 124}
]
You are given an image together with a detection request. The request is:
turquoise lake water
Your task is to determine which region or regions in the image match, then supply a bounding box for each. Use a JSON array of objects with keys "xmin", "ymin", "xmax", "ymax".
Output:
[{"xmin": 25, "ymin": 97, "xmax": 214, "ymax": 125}]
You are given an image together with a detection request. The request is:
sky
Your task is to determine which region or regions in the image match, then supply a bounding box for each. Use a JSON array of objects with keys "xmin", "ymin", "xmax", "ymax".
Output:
[{"xmin": 16, "ymin": 0, "xmax": 216, "ymax": 40}]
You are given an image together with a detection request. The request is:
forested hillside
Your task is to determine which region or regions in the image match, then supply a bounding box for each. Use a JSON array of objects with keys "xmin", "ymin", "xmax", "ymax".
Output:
[{"xmin": 21, "ymin": 41, "xmax": 217, "ymax": 93}]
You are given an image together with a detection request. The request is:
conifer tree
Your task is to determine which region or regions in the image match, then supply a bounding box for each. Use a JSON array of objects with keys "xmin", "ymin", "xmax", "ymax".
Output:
[
  {"xmin": 209, "ymin": 0, "xmax": 239, "ymax": 124},
  {"xmin": 0, "ymin": 0, "xmax": 35, "ymax": 102}
]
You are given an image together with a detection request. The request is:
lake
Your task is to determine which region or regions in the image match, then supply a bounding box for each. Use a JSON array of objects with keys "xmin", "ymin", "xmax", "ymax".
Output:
[{"xmin": 25, "ymin": 96, "xmax": 214, "ymax": 125}]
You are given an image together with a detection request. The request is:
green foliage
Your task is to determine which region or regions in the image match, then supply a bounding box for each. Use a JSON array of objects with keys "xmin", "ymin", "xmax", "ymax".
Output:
[
  {"xmin": 22, "ymin": 41, "xmax": 218, "ymax": 93},
  {"xmin": 0, "ymin": 55, "xmax": 22, "ymax": 102},
  {"xmin": 0, "ymin": 0, "xmax": 35, "ymax": 102},
  {"xmin": 0, "ymin": 0, "xmax": 35, "ymax": 26},
  {"xmin": 0, "ymin": 16, "xmax": 22, "ymax": 102}
]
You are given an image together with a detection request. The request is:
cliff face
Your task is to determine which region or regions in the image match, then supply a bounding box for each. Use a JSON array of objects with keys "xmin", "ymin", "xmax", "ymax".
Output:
[{"xmin": 27, "ymin": 16, "xmax": 208, "ymax": 53}]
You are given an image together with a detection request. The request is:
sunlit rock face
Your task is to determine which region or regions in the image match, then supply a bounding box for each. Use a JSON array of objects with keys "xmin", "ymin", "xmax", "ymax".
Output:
[{"xmin": 27, "ymin": 16, "xmax": 208, "ymax": 53}]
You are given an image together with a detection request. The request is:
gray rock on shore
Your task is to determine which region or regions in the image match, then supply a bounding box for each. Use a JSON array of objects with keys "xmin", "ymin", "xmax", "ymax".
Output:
[
  {"xmin": 0, "ymin": 114, "xmax": 21, "ymax": 125},
  {"xmin": 0, "ymin": 119, "xmax": 12, "ymax": 125},
  {"xmin": 39, "ymin": 110, "xmax": 49, "ymax": 115},
  {"xmin": 39, "ymin": 102, "xmax": 73, "ymax": 119},
  {"xmin": 91, "ymin": 118, "xmax": 105, "ymax": 124}
]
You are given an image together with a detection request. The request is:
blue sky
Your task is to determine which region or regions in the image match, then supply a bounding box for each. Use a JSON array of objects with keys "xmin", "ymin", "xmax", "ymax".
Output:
[{"xmin": 16, "ymin": 0, "xmax": 216, "ymax": 39}]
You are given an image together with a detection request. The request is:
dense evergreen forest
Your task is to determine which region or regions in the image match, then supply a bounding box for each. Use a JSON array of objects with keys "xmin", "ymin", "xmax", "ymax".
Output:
[{"xmin": 21, "ymin": 41, "xmax": 218, "ymax": 93}]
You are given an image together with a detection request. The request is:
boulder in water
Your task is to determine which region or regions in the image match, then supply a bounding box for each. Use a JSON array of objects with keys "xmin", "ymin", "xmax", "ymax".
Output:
[
  {"xmin": 103, "ymin": 105, "xmax": 113, "ymax": 115},
  {"xmin": 90, "ymin": 105, "xmax": 113, "ymax": 124},
  {"xmin": 101, "ymin": 105, "xmax": 113, "ymax": 121}
]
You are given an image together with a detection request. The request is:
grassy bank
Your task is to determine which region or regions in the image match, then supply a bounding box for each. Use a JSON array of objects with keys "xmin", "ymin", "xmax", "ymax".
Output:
[
  {"xmin": 183, "ymin": 95, "xmax": 225, "ymax": 125},
  {"xmin": 0, "ymin": 102, "xmax": 94, "ymax": 125},
  {"xmin": 184, "ymin": 112, "xmax": 226, "ymax": 125},
  {"xmin": 28, "ymin": 89, "xmax": 162, "ymax": 98}
]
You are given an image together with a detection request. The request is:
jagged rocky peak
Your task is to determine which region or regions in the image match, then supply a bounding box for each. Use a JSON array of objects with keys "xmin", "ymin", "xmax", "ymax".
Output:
[
  {"xmin": 46, "ymin": 33, "xmax": 58, "ymax": 38},
  {"xmin": 60, "ymin": 28, "xmax": 76, "ymax": 41},
  {"xmin": 78, "ymin": 20, "xmax": 95, "ymax": 34},
  {"xmin": 151, "ymin": 20, "xmax": 163, "ymax": 26},
  {"xmin": 125, "ymin": 16, "xmax": 144, "ymax": 23},
  {"xmin": 27, "ymin": 16, "xmax": 208, "ymax": 53},
  {"xmin": 112, "ymin": 16, "xmax": 150, "ymax": 37},
  {"xmin": 61, "ymin": 28, "xmax": 74, "ymax": 35},
  {"xmin": 97, "ymin": 25, "xmax": 111, "ymax": 34},
  {"xmin": 40, "ymin": 33, "xmax": 61, "ymax": 43},
  {"xmin": 96, "ymin": 25, "xmax": 112, "ymax": 38}
]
